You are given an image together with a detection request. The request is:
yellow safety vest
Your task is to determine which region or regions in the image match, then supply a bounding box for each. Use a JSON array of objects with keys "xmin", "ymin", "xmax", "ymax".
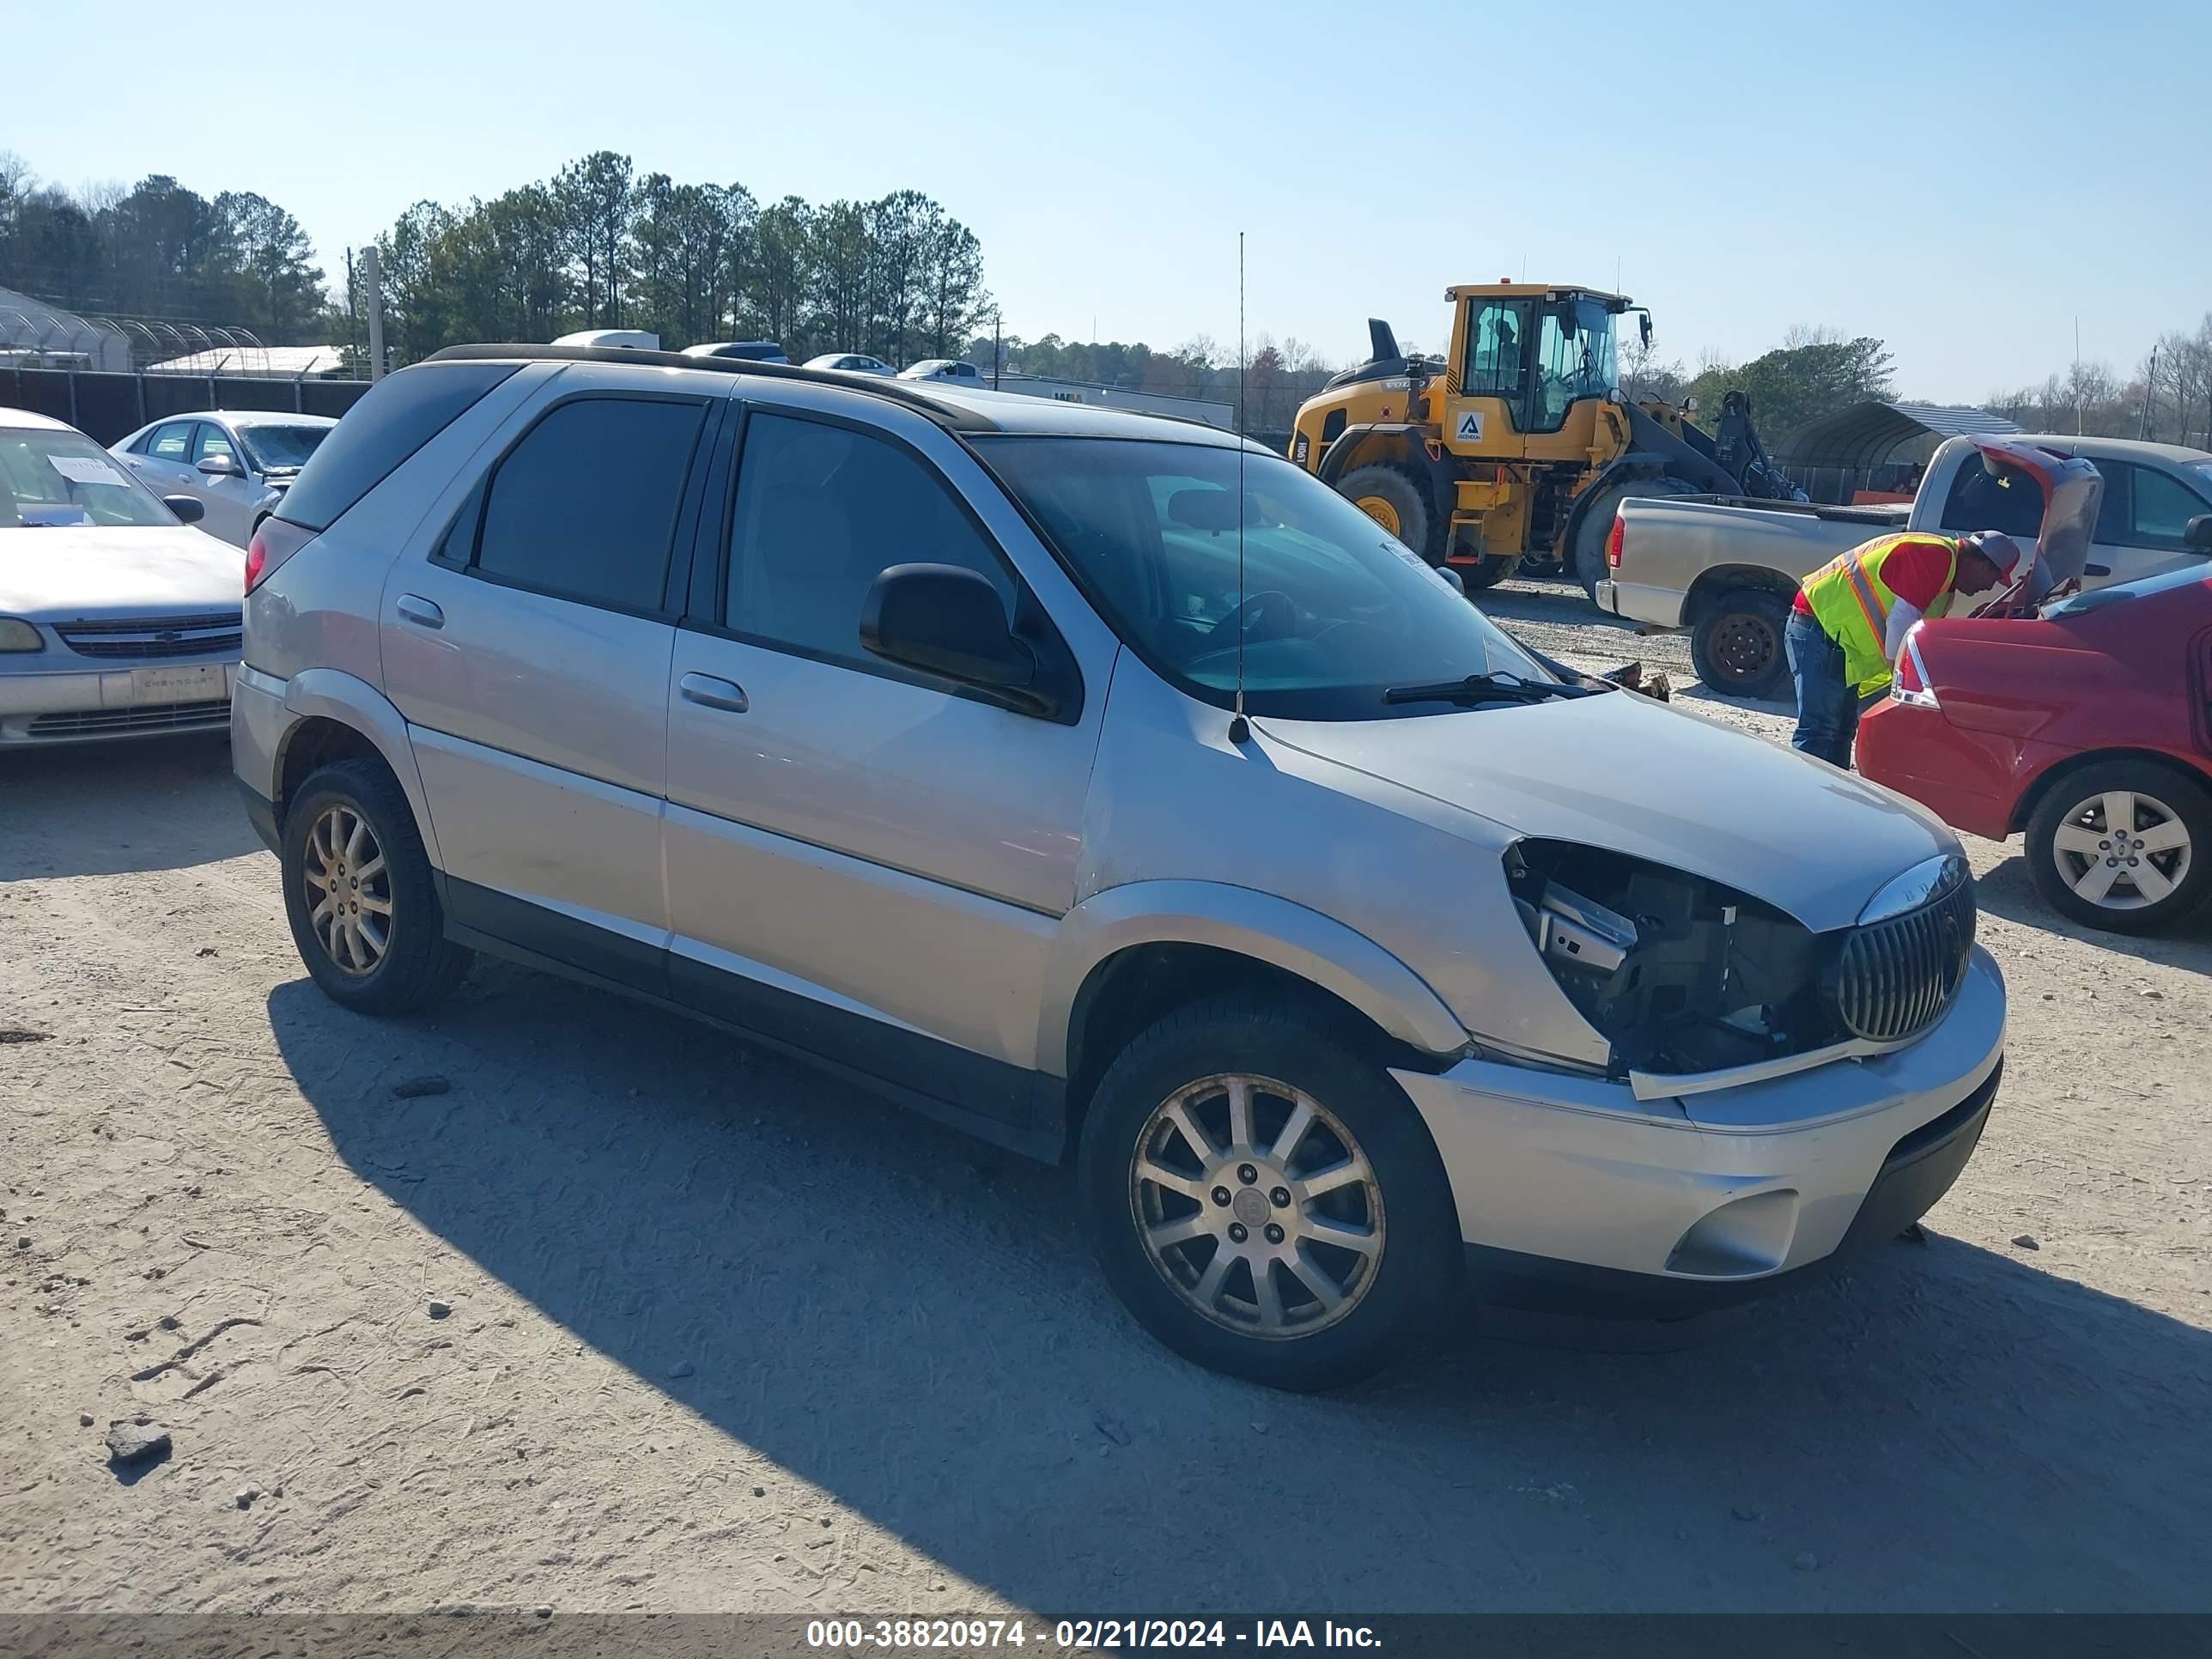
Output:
[{"xmin": 1802, "ymin": 533, "xmax": 1960, "ymax": 695}]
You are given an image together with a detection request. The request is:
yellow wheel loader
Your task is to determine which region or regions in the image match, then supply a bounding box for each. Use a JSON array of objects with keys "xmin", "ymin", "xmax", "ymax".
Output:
[{"xmin": 1287, "ymin": 284, "xmax": 1802, "ymax": 598}]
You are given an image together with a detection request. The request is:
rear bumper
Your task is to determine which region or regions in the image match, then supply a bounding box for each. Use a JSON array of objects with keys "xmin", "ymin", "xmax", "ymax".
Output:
[
  {"xmin": 0, "ymin": 661, "xmax": 235, "ymax": 747},
  {"xmin": 1856, "ymin": 700, "xmax": 2023, "ymax": 842},
  {"xmin": 1594, "ymin": 578, "xmax": 1685, "ymax": 630},
  {"xmin": 1390, "ymin": 945, "xmax": 2006, "ymax": 1313}
]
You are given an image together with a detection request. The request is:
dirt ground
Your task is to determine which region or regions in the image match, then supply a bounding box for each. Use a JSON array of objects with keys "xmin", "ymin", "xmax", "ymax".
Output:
[{"xmin": 3, "ymin": 579, "xmax": 2208, "ymax": 1617}]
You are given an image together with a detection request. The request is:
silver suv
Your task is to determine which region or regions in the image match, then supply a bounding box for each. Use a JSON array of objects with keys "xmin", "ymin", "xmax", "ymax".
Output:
[{"xmin": 235, "ymin": 346, "xmax": 2006, "ymax": 1389}]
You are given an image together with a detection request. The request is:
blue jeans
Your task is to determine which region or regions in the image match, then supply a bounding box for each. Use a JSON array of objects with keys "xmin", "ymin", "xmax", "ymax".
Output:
[{"xmin": 1786, "ymin": 610, "xmax": 1859, "ymax": 768}]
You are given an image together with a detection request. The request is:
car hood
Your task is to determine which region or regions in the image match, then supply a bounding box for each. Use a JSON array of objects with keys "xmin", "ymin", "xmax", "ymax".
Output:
[
  {"xmin": 0, "ymin": 525, "xmax": 242, "ymax": 617},
  {"xmin": 1255, "ymin": 691, "xmax": 1956, "ymax": 933}
]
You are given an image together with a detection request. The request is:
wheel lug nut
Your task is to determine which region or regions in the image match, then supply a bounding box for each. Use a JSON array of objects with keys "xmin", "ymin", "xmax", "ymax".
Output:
[
  {"xmin": 1227, "ymin": 1223, "xmax": 1249, "ymax": 1244},
  {"xmin": 1263, "ymin": 1224, "xmax": 1284, "ymax": 1245},
  {"xmin": 1237, "ymin": 1164, "xmax": 1258, "ymax": 1185},
  {"xmin": 1270, "ymin": 1186, "xmax": 1291, "ymax": 1208},
  {"xmin": 1211, "ymin": 1186, "xmax": 1231, "ymax": 1207}
]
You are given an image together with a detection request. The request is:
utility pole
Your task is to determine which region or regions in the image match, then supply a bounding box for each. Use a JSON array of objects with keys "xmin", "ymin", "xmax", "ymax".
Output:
[
  {"xmin": 992, "ymin": 311, "xmax": 1002, "ymax": 390},
  {"xmin": 2139, "ymin": 346, "xmax": 2159, "ymax": 441},
  {"xmin": 363, "ymin": 245, "xmax": 386, "ymax": 382}
]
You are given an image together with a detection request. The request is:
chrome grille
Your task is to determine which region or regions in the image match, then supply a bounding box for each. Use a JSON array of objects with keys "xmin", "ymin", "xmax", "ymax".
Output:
[
  {"xmin": 1835, "ymin": 877, "xmax": 1976, "ymax": 1043},
  {"xmin": 53, "ymin": 613, "xmax": 242, "ymax": 659}
]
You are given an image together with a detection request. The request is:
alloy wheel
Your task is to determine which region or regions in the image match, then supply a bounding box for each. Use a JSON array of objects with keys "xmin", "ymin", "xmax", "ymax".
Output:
[
  {"xmin": 303, "ymin": 803, "xmax": 392, "ymax": 975},
  {"xmin": 2050, "ymin": 788, "xmax": 2192, "ymax": 910},
  {"xmin": 1129, "ymin": 1073, "xmax": 1385, "ymax": 1340}
]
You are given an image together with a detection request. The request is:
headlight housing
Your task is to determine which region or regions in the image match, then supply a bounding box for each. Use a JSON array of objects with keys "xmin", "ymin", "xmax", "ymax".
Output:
[
  {"xmin": 1504, "ymin": 838, "xmax": 1834, "ymax": 1079},
  {"xmin": 0, "ymin": 617, "xmax": 45, "ymax": 653}
]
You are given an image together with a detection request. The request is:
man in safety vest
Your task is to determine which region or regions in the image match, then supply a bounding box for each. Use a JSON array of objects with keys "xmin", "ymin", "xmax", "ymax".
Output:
[{"xmin": 1787, "ymin": 529, "xmax": 2024, "ymax": 767}]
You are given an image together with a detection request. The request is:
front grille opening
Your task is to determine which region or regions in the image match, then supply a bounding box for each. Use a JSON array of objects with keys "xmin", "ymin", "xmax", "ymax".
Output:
[
  {"xmin": 53, "ymin": 613, "xmax": 243, "ymax": 660},
  {"xmin": 1834, "ymin": 879, "xmax": 1977, "ymax": 1044}
]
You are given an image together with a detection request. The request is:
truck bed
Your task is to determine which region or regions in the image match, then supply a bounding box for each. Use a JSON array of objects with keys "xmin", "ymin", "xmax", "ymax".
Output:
[{"xmin": 1600, "ymin": 495, "xmax": 1912, "ymax": 632}]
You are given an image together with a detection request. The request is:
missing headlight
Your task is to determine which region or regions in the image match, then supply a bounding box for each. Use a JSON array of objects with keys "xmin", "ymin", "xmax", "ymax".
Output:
[{"xmin": 1505, "ymin": 840, "xmax": 1837, "ymax": 1078}]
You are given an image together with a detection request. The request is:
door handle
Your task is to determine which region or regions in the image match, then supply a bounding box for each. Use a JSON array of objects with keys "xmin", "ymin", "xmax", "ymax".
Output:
[
  {"xmin": 395, "ymin": 593, "xmax": 445, "ymax": 629},
  {"xmin": 2084, "ymin": 563, "xmax": 2112, "ymax": 578},
  {"xmin": 678, "ymin": 672, "xmax": 749, "ymax": 713}
]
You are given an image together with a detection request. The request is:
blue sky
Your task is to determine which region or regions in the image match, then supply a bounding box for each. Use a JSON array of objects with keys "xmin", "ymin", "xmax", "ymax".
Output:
[{"xmin": 8, "ymin": 0, "xmax": 2203, "ymax": 398}]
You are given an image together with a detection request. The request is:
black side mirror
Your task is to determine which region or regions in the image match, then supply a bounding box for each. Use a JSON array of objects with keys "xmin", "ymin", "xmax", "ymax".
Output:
[
  {"xmin": 2185, "ymin": 514, "xmax": 2212, "ymax": 552},
  {"xmin": 162, "ymin": 495, "xmax": 206, "ymax": 525},
  {"xmin": 1638, "ymin": 313, "xmax": 1652, "ymax": 349},
  {"xmin": 862, "ymin": 563, "xmax": 1035, "ymax": 691}
]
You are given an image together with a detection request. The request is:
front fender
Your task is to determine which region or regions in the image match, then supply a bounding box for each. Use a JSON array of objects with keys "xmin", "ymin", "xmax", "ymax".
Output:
[
  {"xmin": 279, "ymin": 666, "xmax": 443, "ymax": 867},
  {"xmin": 1035, "ymin": 878, "xmax": 1469, "ymax": 1076}
]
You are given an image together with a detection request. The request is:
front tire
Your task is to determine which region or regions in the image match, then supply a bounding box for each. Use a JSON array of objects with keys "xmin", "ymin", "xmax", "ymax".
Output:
[
  {"xmin": 1077, "ymin": 994, "xmax": 1461, "ymax": 1390},
  {"xmin": 282, "ymin": 757, "xmax": 473, "ymax": 1014},
  {"xmin": 2026, "ymin": 761, "xmax": 2212, "ymax": 935},
  {"xmin": 1335, "ymin": 464, "xmax": 1443, "ymax": 564},
  {"xmin": 1691, "ymin": 588, "xmax": 1791, "ymax": 700},
  {"xmin": 1458, "ymin": 552, "xmax": 1519, "ymax": 590}
]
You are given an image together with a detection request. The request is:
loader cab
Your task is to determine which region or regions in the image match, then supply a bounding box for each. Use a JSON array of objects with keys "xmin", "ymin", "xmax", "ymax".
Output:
[{"xmin": 1443, "ymin": 284, "xmax": 1627, "ymax": 460}]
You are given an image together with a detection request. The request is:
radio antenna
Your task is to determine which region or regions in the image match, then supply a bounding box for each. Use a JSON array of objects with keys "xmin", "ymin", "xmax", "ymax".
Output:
[{"xmin": 1230, "ymin": 230, "xmax": 1250, "ymax": 745}]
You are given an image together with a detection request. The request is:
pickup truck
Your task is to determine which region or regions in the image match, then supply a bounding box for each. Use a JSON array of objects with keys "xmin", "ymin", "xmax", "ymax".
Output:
[{"xmin": 1596, "ymin": 432, "xmax": 2212, "ymax": 698}]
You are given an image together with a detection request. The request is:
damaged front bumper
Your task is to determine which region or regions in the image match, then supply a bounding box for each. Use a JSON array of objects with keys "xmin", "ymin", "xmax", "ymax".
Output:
[{"xmin": 1389, "ymin": 945, "xmax": 2005, "ymax": 1316}]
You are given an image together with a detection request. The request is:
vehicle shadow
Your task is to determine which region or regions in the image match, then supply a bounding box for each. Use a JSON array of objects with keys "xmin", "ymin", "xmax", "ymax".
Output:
[
  {"xmin": 1974, "ymin": 848, "xmax": 2212, "ymax": 966},
  {"xmin": 271, "ymin": 966, "xmax": 2212, "ymax": 1613},
  {"xmin": 0, "ymin": 734, "xmax": 260, "ymax": 879}
]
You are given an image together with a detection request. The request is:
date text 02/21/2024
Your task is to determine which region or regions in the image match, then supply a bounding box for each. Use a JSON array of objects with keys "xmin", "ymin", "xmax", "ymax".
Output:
[{"xmin": 804, "ymin": 1619, "xmax": 1383, "ymax": 1650}]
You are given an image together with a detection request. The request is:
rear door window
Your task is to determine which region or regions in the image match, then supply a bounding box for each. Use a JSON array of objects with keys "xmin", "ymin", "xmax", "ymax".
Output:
[
  {"xmin": 147, "ymin": 422, "xmax": 194, "ymax": 462},
  {"xmin": 465, "ymin": 395, "xmax": 708, "ymax": 613}
]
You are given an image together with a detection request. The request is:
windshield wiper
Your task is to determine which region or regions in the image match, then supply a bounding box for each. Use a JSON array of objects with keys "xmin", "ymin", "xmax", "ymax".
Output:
[{"xmin": 1383, "ymin": 672, "xmax": 1597, "ymax": 708}]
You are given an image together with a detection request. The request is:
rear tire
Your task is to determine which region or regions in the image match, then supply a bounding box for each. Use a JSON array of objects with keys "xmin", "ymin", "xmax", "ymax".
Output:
[
  {"xmin": 1571, "ymin": 477, "xmax": 1697, "ymax": 601},
  {"xmin": 1077, "ymin": 994, "xmax": 1461, "ymax": 1391},
  {"xmin": 1691, "ymin": 588, "xmax": 1791, "ymax": 700},
  {"xmin": 282, "ymin": 757, "xmax": 472, "ymax": 1015},
  {"xmin": 2026, "ymin": 760, "xmax": 2212, "ymax": 935},
  {"xmin": 1336, "ymin": 464, "xmax": 1443, "ymax": 564}
]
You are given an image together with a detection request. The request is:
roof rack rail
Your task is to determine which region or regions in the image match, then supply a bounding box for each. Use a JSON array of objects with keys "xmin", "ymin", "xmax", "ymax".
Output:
[{"xmin": 419, "ymin": 342, "xmax": 1000, "ymax": 433}]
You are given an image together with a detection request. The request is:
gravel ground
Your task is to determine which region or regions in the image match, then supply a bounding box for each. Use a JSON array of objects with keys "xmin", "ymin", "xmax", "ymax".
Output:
[{"xmin": 3, "ymin": 579, "xmax": 2208, "ymax": 1616}]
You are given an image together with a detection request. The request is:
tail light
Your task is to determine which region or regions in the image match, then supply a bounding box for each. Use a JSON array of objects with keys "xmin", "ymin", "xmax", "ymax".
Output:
[
  {"xmin": 245, "ymin": 516, "xmax": 313, "ymax": 596},
  {"xmin": 1892, "ymin": 626, "xmax": 1942, "ymax": 709},
  {"xmin": 1605, "ymin": 514, "xmax": 1626, "ymax": 569}
]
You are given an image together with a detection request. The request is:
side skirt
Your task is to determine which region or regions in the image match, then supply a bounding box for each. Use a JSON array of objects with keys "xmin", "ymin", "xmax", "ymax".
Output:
[{"xmin": 440, "ymin": 877, "xmax": 1067, "ymax": 1164}]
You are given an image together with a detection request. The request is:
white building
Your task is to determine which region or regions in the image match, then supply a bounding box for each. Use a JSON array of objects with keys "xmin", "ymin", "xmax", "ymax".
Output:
[{"xmin": 0, "ymin": 287, "xmax": 131, "ymax": 372}]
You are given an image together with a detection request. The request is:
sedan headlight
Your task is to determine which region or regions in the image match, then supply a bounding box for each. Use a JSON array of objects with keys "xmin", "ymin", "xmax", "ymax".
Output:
[{"xmin": 0, "ymin": 617, "xmax": 45, "ymax": 653}]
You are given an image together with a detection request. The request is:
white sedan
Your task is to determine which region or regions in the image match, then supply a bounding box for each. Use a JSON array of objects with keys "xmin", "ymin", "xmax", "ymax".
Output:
[
  {"xmin": 112, "ymin": 410, "xmax": 337, "ymax": 548},
  {"xmin": 803, "ymin": 353, "xmax": 896, "ymax": 376},
  {"xmin": 897, "ymin": 359, "xmax": 987, "ymax": 387},
  {"xmin": 2, "ymin": 407, "xmax": 243, "ymax": 746}
]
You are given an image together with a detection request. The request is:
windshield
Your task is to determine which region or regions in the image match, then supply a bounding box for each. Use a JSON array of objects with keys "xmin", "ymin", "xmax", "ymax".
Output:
[
  {"xmin": 0, "ymin": 427, "xmax": 181, "ymax": 529},
  {"xmin": 1531, "ymin": 299, "xmax": 1619, "ymax": 433},
  {"xmin": 238, "ymin": 423, "xmax": 331, "ymax": 472},
  {"xmin": 975, "ymin": 437, "xmax": 1551, "ymax": 720}
]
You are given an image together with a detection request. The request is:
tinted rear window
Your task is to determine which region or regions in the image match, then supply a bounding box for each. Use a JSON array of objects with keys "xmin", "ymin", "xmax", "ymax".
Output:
[{"xmin": 277, "ymin": 362, "xmax": 518, "ymax": 532}]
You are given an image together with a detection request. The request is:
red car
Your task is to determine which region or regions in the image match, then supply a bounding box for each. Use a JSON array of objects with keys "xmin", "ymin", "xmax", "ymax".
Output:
[{"xmin": 1859, "ymin": 440, "xmax": 2212, "ymax": 934}]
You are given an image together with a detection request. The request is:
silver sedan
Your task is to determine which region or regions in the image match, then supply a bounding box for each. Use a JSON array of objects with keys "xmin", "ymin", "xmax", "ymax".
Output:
[{"xmin": 112, "ymin": 410, "xmax": 337, "ymax": 548}]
